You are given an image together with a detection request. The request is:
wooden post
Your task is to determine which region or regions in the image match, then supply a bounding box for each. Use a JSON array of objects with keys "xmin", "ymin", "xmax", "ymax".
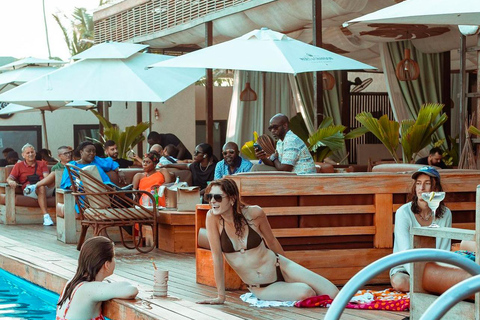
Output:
[
  {"xmin": 136, "ymin": 101, "xmax": 143, "ymax": 155},
  {"xmin": 374, "ymin": 194, "xmax": 393, "ymax": 248},
  {"xmin": 442, "ymin": 50, "xmax": 451, "ymax": 139},
  {"xmin": 476, "ymin": 34, "xmax": 480, "ymax": 169},
  {"xmin": 97, "ymin": 101, "xmax": 104, "ymax": 136},
  {"xmin": 205, "ymin": 21, "xmax": 214, "ymax": 146},
  {"xmin": 312, "ymin": 0, "xmax": 323, "ymax": 129},
  {"xmin": 341, "ymin": 71, "xmax": 350, "ymax": 161},
  {"xmin": 459, "ymin": 35, "xmax": 467, "ymax": 155}
]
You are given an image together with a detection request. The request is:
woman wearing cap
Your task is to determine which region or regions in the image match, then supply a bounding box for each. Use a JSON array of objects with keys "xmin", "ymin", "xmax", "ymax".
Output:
[{"xmin": 390, "ymin": 166, "xmax": 452, "ymax": 292}]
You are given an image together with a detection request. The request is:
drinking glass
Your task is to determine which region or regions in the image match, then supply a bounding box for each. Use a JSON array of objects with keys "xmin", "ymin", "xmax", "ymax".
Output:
[{"xmin": 421, "ymin": 192, "xmax": 446, "ymax": 228}]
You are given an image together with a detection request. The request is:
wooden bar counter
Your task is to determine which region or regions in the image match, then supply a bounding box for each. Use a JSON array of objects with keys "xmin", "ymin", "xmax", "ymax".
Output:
[{"xmin": 196, "ymin": 170, "xmax": 480, "ymax": 289}]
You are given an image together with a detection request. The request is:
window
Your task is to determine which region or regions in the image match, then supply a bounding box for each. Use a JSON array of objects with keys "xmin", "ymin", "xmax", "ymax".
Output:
[{"xmin": 74, "ymin": 125, "xmax": 100, "ymax": 147}]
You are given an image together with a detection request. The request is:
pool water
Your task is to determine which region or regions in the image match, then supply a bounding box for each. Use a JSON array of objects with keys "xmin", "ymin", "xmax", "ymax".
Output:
[{"xmin": 0, "ymin": 268, "xmax": 57, "ymax": 319}]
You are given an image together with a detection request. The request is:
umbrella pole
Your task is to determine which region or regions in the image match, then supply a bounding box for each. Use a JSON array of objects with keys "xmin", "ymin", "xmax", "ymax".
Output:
[
  {"xmin": 40, "ymin": 110, "xmax": 49, "ymax": 149},
  {"xmin": 459, "ymin": 34, "xmax": 467, "ymax": 156}
]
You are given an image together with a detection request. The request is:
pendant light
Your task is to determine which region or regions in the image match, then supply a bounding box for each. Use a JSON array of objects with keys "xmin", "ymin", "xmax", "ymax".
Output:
[
  {"xmin": 322, "ymin": 71, "xmax": 335, "ymax": 90},
  {"xmin": 396, "ymin": 48, "xmax": 420, "ymax": 81},
  {"xmin": 240, "ymin": 71, "xmax": 257, "ymax": 101}
]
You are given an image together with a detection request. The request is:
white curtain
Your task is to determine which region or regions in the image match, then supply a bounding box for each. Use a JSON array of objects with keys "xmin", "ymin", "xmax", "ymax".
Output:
[
  {"xmin": 226, "ymin": 70, "xmax": 293, "ymax": 146},
  {"xmin": 379, "ymin": 43, "xmax": 413, "ymax": 122}
]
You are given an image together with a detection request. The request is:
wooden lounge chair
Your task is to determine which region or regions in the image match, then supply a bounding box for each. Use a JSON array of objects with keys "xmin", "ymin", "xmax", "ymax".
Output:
[{"xmin": 66, "ymin": 163, "xmax": 158, "ymax": 253}]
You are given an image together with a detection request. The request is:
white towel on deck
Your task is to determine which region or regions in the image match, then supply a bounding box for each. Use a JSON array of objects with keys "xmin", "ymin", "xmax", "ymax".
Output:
[{"xmin": 240, "ymin": 293, "xmax": 296, "ymax": 308}]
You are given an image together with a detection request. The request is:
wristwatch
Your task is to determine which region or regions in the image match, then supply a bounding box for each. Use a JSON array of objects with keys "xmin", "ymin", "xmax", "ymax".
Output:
[{"xmin": 269, "ymin": 154, "xmax": 277, "ymax": 162}]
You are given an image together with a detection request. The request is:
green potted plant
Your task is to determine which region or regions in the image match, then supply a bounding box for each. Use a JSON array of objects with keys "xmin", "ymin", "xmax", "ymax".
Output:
[{"xmin": 90, "ymin": 110, "xmax": 150, "ymax": 159}]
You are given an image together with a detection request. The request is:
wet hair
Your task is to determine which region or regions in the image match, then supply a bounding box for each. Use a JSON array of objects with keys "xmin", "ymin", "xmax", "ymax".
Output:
[
  {"xmin": 205, "ymin": 178, "xmax": 247, "ymax": 238},
  {"xmin": 164, "ymin": 144, "xmax": 178, "ymax": 158},
  {"xmin": 429, "ymin": 147, "xmax": 443, "ymax": 156},
  {"xmin": 57, "ymin": 236, "xmax": 114, "ymax": 308},
  {"xmin": 21, "ymin": 143, "xmax": 35, "ymax": 153},
  {"xmin": 104, "ymin": 140, "xmax": 116, "ymax": 149},
  {"xmin": 144, "ymin": 151, "xmax": 160, "ymax": 165},
  {"xmin": 408, "ymin": 174, "xmax": 446, "ymax": 218}
]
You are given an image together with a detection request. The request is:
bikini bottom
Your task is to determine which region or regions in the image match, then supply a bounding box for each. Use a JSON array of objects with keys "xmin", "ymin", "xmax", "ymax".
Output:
[{"xmin": 247, "ymin": 253, "xmax": 285, "ymax": 289}]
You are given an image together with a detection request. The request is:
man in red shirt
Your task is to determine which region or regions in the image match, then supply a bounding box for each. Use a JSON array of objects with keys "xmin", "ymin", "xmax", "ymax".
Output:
[{"xmin": 6, "ymin": 143, "xmax": 54, "ymax": 226}]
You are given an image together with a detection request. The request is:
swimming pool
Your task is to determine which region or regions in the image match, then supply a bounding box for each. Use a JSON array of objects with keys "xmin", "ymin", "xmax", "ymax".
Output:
[{"xmin": 0, "ymin": 268, "xmax": 57, "ymax": 319}]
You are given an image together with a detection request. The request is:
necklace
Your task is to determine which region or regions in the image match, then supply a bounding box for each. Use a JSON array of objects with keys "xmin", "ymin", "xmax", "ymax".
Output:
[
  {"xmin": 199, "ymin": 161, "xmax": 212, "ymax": 172},
  {"xmin": 418, "ymin": 211, "xmax": 432, "ymax": 221}
]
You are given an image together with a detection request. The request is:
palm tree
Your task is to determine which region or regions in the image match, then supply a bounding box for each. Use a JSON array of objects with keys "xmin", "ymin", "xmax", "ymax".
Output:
[
  {"xmin": 53, "ymin": 1, "xmax": 111, "ymax": 57},
  {"xmin": 42, "ymin": 0, "xmax": 52, "ymax": 58}
]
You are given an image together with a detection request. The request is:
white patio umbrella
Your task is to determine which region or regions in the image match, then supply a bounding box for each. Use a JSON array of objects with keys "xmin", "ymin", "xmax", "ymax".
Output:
[
  {"xmin": 0, "ymin": 57, "xmax": 66, "ymax": 92},
  {"xmin": 150, "ymin": 28, "xmax": 375, "ymax": 73},
  {"xmin": 0, "ymin": 51, "xmax": 204, "ymax": 107},
  {"xmin": 346, "ymin": 0, "xmax": 480, "ymax": 26},
  {"xmin": 345, "ymin": 0, "xmax": 480, "ymax": 157},
  {"xmin": 0, "ymin": 101, "xmax": 94, "ymax": 149}
]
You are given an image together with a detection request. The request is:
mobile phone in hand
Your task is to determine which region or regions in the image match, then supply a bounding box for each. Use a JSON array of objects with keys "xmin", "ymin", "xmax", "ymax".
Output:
[{"xmin": 253, "ymin": 143, "xmax": 262, "ymax": 151}]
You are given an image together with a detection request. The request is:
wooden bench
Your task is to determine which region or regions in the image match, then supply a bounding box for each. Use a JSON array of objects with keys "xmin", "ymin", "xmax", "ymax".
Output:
[
  {"xmin": 195, "ymin": 170, "xmax": 480, "ymax": 289},
  {"xmin": 0, "ymin": 165, "xmax": 56, "ymax": 224}
]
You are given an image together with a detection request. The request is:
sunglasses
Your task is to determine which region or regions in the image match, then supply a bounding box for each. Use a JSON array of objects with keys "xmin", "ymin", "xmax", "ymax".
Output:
[
  {"xmin": 268, "ymin": 124, "xmax": 281, "ymax": 131},
  {"xmin": 193, "ymin": 150, "xmax": 203, "ymax": 156},
  {"xmin": 60, "ymin": 151, "xmax": 72, "ymax": 156},
  {"xmin": 205, "ymin": 193, "xmax": 227, "ymax": 202},
  {"xmin": 222, "ymin": 149, "xmax": 235, "ymax": 156}
]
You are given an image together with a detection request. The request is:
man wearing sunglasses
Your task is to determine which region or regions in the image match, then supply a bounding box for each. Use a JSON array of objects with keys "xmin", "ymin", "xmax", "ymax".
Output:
[
  {"xmin": 255, "ymin": 113, "xmax": 315, "ymax": 174},
  {"xmin": 214, "ymin": 142, "xmax": 253, "ymax": 180},
  {"xmin": 35, "ymin": 146, "xmax": 74, "ymax": 191}
]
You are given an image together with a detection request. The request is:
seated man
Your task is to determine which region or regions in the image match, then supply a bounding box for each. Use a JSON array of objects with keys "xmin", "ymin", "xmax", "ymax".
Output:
[
  {"xmin": 415, "ymin": 147, "xmax": 447, "ymax": 169},
  {"xmin": 158, "ymin": 144, "xmax": 178, "ymax": 166},
  {"xmin": 255, "ymin": 113, "xmax": 316, "ymax": 174},
  {"xmin": 0, "ymin": 147, "xmax": 14, "ymax": 167},
  {"xmin": 5, "ymin": 151, "xmax": 19, "ymax": 165},
  {"xmin": 104, "ymin": 140, "xmax": 141, "ymax": 168},
  {"xmin": 214, "ymin": 142, "xmax": 252, "ymax": 179},
  {"xmin": 6, "ymin": 143, "xmax": 55, "ymax": 226},
  {"xmin": 60, "ymin": 141, "xmax": 126, "ymax": 189},
  {"xmin": 36, "ymin": 146, "xmax": 73, "ymax": 189},
  {"xmin": 147, "ymin": 131, "xmax": 192, "ymax": 160}
]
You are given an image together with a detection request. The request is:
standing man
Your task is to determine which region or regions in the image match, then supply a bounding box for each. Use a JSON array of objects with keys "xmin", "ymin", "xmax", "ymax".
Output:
[
  {"xmin": 104, "ymin": 140, "xmax": 141, "ymax": 168},
  {"xmin": 255, "ymin": 113, "xmax": 316, "ymax": 174},
  {"xmin": 147, "ymin": 131, "xmax": 192, "ymax": 160},
  {"xmin": 415, "ymin": 147, "xmax": 447, "ymax": 169},
  {"xmin": 6, "ymin": 143, "xmax": 54, "ymax": 226},
  {"xmin": 214, "ymin": 142, "xmax": 253, "ymax": 179}
]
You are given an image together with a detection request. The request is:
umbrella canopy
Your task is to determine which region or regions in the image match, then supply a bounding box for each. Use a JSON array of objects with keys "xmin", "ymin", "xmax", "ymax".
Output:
[
  {"xmin": 0, "ymin": 66, "xmax": 58, "ymax": 92},
  {"xmin": 0, "ymin": 52, "xmax": 205, "ymax": 107},
  {"xmin": 0, "ymin": 103, "xmax": 33, "ymax": 115},
  {"xmin": 150, "ymin": 28, "xmax": 375, "ymax": 74},
  {"xmin": 72, "ymin": 42, "xmax": 149, "ymax": 59},
  {"xmin": 0, "ymin": 57, "xmax": 66, "ymax": 71},
  {"xmin": 346, "ymin": 0, "xmax": 480, "ymax": 26}
]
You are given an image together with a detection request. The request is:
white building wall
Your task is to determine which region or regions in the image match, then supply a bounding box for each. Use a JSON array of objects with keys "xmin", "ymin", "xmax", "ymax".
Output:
[{"xmin": 0, "ymin": 85, "xmax": 196, "ymax": 155}]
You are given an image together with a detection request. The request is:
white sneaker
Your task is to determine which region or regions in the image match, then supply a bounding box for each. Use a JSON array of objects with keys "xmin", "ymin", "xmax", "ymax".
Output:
[{"xmin": 43, "ymin": 214, "xmax": 54, "ymax": 226}]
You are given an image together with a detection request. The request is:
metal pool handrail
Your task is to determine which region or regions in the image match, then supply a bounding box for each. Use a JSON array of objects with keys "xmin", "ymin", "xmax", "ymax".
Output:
[{"xmin": 324, "ymin": 249, "xmax": 480, "ymax": 320}]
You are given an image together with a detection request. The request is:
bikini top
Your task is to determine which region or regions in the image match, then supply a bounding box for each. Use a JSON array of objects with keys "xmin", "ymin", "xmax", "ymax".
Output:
[
  {"xmin": 220, "ymin": 217, "xmax": 263, "ymax": 253},
  {"xmin": 56, "ymin": 282, "xmax": 105, "ymax": 320}
]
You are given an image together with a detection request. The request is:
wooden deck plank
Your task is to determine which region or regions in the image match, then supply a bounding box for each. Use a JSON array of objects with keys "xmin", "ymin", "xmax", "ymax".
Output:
[{"xmin": 0, "ymin": 224, "xmax": 408, "ymax": 320}]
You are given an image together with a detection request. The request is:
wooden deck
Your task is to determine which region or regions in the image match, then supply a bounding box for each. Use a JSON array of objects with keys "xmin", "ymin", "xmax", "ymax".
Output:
[{"xmin": 0, "ymin": 224, "xmax": 408, "ymax": 320}]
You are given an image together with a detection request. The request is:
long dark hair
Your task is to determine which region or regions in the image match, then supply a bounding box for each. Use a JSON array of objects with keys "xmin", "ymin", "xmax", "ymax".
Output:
[
  {"xmin": 205, "ymin": 178, "xmax": 246, "ymax": 238},
  {"xmin": 57, "ymin": 236, "xmax": 114, "ymax": 308},
  {"xmin": 408, "ymin": 174, "xmax": 446, "ymax": 218}
]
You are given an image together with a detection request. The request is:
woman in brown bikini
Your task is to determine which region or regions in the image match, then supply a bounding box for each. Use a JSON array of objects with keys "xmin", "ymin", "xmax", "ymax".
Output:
[{"xmin": 197, "ymin": 178, "xmax": 338, "ymax": 304}]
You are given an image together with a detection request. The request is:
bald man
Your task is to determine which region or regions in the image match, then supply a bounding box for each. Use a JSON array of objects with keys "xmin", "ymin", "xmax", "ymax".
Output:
[
  {"xmin": 255, "ymin": 113, "xmax": 315, "ymax": 174},
  {"xmin": 214, "ymin": 142, "xmax": 253, "ymax": 179}
]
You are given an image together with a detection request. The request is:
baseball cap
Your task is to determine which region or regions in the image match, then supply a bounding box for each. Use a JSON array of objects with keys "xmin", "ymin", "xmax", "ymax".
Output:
[{"xmin": 411, "ymin": 166, "xmax": 440, "ymax": 181}]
